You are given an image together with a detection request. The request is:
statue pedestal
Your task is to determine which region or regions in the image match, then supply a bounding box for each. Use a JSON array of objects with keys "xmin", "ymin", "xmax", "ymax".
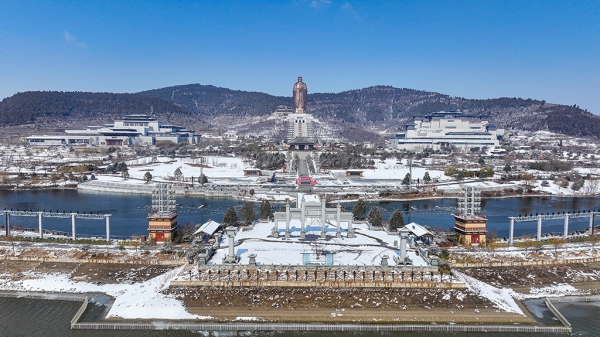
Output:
[
  {"xmin": 271, "ymin": 227, "xmax": 278, "ymax": 238},
  {"xmin": 336, "ymin": 231, "xmax": 342, "ymax": 239},
  {"xmin": 300, "ymin": 231, "xmax": 306, "ymax": 240},
  {"xmin": 320, "ymin": 231, "xmax": 327, "ymax": 239}
]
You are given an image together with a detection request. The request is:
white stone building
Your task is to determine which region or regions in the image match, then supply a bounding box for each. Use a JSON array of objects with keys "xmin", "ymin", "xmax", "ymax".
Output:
[
  {"xmin": 23, "ymin": 115, "xmax": 201, "ymax": 147},
  {"xmin": 390, "ymin": 111, "xmax": 504, "ymax": 151}
]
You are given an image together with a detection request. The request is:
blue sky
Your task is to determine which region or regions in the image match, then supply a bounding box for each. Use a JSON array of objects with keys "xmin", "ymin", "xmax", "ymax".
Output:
[{"xmin": 1, "ymin": 1, "xmax": 599, "ymax": 113}]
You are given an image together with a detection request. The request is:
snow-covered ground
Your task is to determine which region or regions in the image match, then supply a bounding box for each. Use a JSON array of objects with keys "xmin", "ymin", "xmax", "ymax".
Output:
[
  {"xmin": 205, "ymin": 220, "xmax": 428, "ymax": 267},
  {"xmin": 0, "ymin": 266, "xmax": 209, "ymax": 320}
]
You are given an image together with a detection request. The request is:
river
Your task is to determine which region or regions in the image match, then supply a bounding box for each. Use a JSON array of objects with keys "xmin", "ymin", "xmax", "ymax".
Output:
[{"xmin": 1, "ymin": 190, "xmax": 599, "ymax": 239}]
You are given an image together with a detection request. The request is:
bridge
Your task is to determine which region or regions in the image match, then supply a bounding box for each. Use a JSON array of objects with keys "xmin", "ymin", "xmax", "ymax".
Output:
[{"xmin": 1, "ymin": 210, "xmax": 112, "ymax": 242}]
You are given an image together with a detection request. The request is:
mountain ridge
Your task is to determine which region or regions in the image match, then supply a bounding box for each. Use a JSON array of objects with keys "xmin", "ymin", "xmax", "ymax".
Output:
[{"xmin": 0, "ymin": 84, "xmax": 597, "ymax": 140}]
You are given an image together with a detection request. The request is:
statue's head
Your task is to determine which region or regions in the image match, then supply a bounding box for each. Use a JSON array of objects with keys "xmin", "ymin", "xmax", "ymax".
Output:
[{"xmin": 298, "ymin": 76, "xmax": 303, "ymax": 82}]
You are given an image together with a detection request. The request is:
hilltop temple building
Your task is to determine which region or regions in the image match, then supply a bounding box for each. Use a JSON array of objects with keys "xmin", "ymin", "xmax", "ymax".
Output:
[
  {"xmin": 23, "ymin": 114, "xmax": 201, "ymax": 147},
  {"xmin": 390, "ymin": 111, "xmax": 504, "ymax": 151}
]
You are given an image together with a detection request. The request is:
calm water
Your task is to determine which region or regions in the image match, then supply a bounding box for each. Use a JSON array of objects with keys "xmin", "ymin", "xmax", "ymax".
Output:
[
  {"xmin": 0, "ymin": 297, "xmax": 598, "ymax": 336},
  {"xmin": 1, "ymin": 190, "xmax": 600, "ymax": 239}
]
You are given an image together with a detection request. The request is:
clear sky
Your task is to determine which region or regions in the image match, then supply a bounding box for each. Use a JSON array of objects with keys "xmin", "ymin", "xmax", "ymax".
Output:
[{"xmin": 1, "ymin": 1, "xmax": 599, "ymax": 113}]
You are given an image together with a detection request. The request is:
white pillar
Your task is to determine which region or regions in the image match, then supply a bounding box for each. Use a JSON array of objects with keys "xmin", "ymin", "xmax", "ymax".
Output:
[
  {"xmin": 320, "ymin": 200, "xmax": 327, "ymax": 239},
  {"xmin": 590, "ymin": 213, "xmax": 595, "ymax": 236},
  {"xmin": 71, "ymin": 213, "xmax": 76, "ymax": 240},
  {"xmin": 38, "ymin": 213, "xmax": 43, "ymax": 239},
  {"xmin": 300, "ymin": 202, "xmax": 306, "ymax": 239},
  {"xmin": 399, "ymin": 228, "xmax": 409, "ymax": 260},
  {"xmin": 228, "ymin": 233, "xmax": 235, "ymax": 257},
  {"xmin": 223, "ymin": 226, "xmax": 238, "ymax": 264},
  {"xmin": 106, "ymin": 216, "xmax": 110, "ymax": 242},
  {"xmin": 285, "ymin": 203, "xmax": 290, "ymax": 238},
  {"xmin": 537, "ymin": 215, "xmax": 542, "ymax": 241},
  {"xmin": 336, "ymin": 203, "xmax": 342, "ymax": 238},
  {"xmin": 564, "ymin": 214, "xmax": 569, "ymax": 239},
  {"xmin": 347, "ymin": 220, "xmax": 355, "ymax": 238},
  {"xmin": 509, "ymin": 218, "xmax": 514, "ymax": 246}
]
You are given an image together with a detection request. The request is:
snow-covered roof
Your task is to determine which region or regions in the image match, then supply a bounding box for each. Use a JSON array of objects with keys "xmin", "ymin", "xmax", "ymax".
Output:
[
  {"xmin": 193, "ymin": 220, "xmax": 221, "ymax": 236},
  {"xmin": 404, "ymin": 222, "xmax": 432, "ymax": 237}
]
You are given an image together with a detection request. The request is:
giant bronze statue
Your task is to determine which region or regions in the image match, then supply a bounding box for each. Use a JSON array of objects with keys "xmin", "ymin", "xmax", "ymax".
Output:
[{"xmin": 293, "ymin": 76, "xmax": 307, "ymax": 113}]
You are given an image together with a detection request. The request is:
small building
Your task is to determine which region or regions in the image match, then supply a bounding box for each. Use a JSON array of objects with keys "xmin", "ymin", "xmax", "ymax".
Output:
[
  {"xmin": 403, "ymin": 222, "xmax": 434, "ymax": 244},
  {"xmin": 147, "ymin": 210, "xmax": 178, "ymax": 243},
  {"xmin": 346, "ymin": 170, "xmax": 364, "ymax": 178},
  {"xmin": 243, "ymin": 169, "xmax": 262, "ymax": 177},
  {"xmin": 453, "ymin": 213, "xmax": 487, "ymax": 246},
  {"xmin": 193, "ymin": 220, "xmax": 222, "ymax": 243}
]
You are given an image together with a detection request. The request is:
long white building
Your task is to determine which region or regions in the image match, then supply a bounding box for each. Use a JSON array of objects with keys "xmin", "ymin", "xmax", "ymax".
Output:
[
  {"xmin": 23, "ymin": 115, "xmax": 201, "ymax": 147},
  {"xmin": 390, "ymin": 111, "xmax": 504, "ymax": 151}
]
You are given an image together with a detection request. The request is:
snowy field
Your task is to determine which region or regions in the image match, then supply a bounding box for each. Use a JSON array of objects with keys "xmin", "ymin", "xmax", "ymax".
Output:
[{"xmin": 207, "ymin": 220, "xmax": 428, "ymax": 267}]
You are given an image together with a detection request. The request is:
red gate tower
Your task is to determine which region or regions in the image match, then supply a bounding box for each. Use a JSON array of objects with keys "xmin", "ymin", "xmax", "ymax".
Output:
[
  {"xmin": 148, "ymin": 183, "xmax": 178, "ymax": 243},
  {"xmin": 454, "ymin": 186, "xmax": 487, "ymax": 246}
]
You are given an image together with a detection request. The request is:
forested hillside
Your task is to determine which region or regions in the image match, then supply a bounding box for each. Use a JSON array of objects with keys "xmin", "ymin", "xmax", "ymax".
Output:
[
  {"xmin": 1, "ymin": 84, "xmax": 599, "ymax": 139},
  {"xmin": 0, "ymin": 91, "xmax": 185, "ymax": 125}
]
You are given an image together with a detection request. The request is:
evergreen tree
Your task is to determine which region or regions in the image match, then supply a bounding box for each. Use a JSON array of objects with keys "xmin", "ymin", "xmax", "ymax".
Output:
[
  {"xmin": 144, "ymin": 171, "xmax": 153, "ymax": 183},
  {"xmin": 402, "ymin": 173, "xmax": 411, "ymax": 186},
  {"xmin": 121, "ymin": 168, "xmax": 129, "ymax": 180},
  {"xmin": 423, "ymin": 172, "xmax": 431, "ymax": 183},
  {"xmin": 174, "ymin": 167, "xmax": 183, "ymax": 181},
  {"xmin": 199, "ymin": 174, "xmax": 208, "ymax": 184},
  {"xmin": 367, "ymin": 206, "xmax": 383, "ymax": 226},
  {"xmin": 222, "ymin": 206, "xmax": 238, "ymax": 226},
  {"xmin": 389, "ymin": 209, "xmax": 405, "ymax": 230},
  {"xmin": 352, "ymin": 198, "xmax": 367, "ymax": 219},
  {"xmin": 259, "ymin": 200, "xmax": 273, "ymax": 219},
  {"xmin": 239, "ymin": 202, "xmax": 256, "ymax": 224}
]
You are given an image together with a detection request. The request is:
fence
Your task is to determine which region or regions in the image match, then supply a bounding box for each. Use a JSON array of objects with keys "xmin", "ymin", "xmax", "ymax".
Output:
[
  {"xmin": 71, "ymin": 321, "xmax": 571, "ymax": 333},
  {"xmin": 1, "ymin": 255, "xmax": 185, "ymax": 266},
  {"xmin": 545, "ymin": 298, "xmax": 571, "ymax": 329},
  {"xmin": 451, "ymin": 256, "xmax": 600, "ymax": 268},
  {"xmin": 71, "ymin": 297, "xmax": 89, "ymax": 328}
]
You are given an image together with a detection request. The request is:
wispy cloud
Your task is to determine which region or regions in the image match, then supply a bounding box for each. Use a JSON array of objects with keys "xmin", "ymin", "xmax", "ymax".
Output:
[
  {"xmin": 310, "ymin": 0, "xmax": 332, "ymax": 9},
  {"xmin": 340, "ymin": 2, "xmax": 361, "ymax": 22},
  {"xmin": 63, "ymin": 30, "xmax": 87, "ymax": 49}
]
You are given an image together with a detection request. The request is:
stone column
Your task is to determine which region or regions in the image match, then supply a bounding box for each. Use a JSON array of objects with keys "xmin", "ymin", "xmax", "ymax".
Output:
[
  {"xmin": 509, "ymin": 218, "xmax": 514, "ymax": 246},
  {"xmin": 248, "ymin": 253, "xmax": 257, "ymax": 267},
  {"xmin": 399, "ymin": 227, "xmax": 409, "ymax": 261},
  {"xmin": 320, "ymin": 200, "xmax": 327, "ymax": 239},
  {"xmin": 106, "ymin": 216, "xmax": 110, "ymax": 242},
  {"xmin": 347, "ymin": 221, "xmax": 355, "ymax": 238},
  {"xmin": 71, "ymin": 213, "xmax": 76, "ymax": 240},
  {"xmin": 285, "ymin": 203, "xmax": 291, "ymax": 239},
  {"xmin": 223, "ymin": 226, "xmax": 238, "ymax": 264},
  {"xmin": 300, "ymin": 201, "xmax": 306, "ymax": 239},
  {"xmin": 336, "ymin": 203, "xmax": 342, "ymax": 238},
  {"xmin": 38, "ymin": 212, "xmax": 43, "ymax": 239},
  {"xmin": 590, "ymin": 213, "xmax": 595, "ymax": 235},
  {"xmin": 537, "ymin": 215, "xmax": 542, "ymax": 241},
  {"xmin": 380, "ymin": 255, "xmax": 389, "ymax": 267},
  {"xmin": 564, "ymin": 214, "xmax": 569, "ymax": 239}
]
